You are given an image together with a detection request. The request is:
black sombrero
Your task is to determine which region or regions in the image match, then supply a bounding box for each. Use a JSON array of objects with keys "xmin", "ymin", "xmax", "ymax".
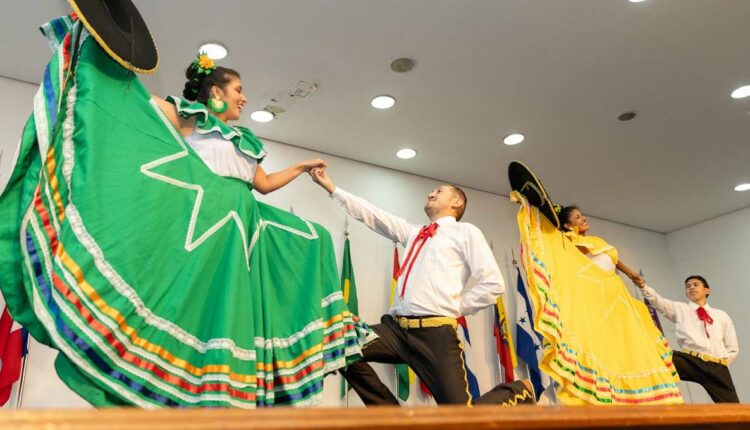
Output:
[
  {"xmin": 508, "ymin": 161, "xmax": 560, "ymax": 228},
  {"xmin": 68, "ymin": 0, "xmax": 158, "ymax": 74}
]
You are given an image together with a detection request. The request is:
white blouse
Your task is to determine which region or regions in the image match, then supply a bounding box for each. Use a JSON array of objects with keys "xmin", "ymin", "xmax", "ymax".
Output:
[
  {"xmin": 588, "ymin": 253, "xmax": 616, "ymax": 273},
  {"xmin": 185, "ymin": 131, "xmax": 258, "ymax": 183}
]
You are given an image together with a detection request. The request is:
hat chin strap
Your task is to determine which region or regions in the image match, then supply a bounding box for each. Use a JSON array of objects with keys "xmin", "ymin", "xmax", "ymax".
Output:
[
  {"xmin": 99, "ymin": 0, "xmax": 137, "ymax": 72},
  {"xmin": 520, "ymin": 181, "xmax": 543, "ymax": 206},
  {"xmin": 99, "ymin": 0, "xmax": 133, "ymax": 36}
]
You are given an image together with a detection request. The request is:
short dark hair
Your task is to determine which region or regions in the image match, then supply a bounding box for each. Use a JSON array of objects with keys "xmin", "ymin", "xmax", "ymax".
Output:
[
  {"xmin": 685, "ymin": 275, "xmax": 710, "ymax": 297},
  {"xmin": 183, "ymin": 65, "xmax": 241, "ymax": 104},
  {"xmin": 558, "ymin": 205, "xmax": 579, "ymax": 232},
  {"xmin": 448, "ymin": 185, "xmax": 467, "ymax": 221}
]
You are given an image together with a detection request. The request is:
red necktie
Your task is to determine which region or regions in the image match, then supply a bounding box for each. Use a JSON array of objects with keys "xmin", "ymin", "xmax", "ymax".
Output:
[
  {"xmin": 398, "ymin": 223, "xmax": 439, "ymax": 298},
  {"xmin": 696, "ymin": 307, "xmax": 713, "ymax": 338}
]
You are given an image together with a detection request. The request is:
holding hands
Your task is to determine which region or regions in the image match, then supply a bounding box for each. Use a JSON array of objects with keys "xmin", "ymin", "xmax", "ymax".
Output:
[
  {"xmin": 299, "ymin": 158, "xmax": 328, "ymax": 172},
  {"xmin": 310, "ymin": 167, "xmax": 336, "ymax": 194},
  {"xmin": 631, "ymin": 274, "xmax": 646, "ymax": 289}
]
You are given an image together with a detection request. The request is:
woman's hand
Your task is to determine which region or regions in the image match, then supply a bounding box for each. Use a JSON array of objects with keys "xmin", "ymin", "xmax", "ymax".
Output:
[
  {"xmin": 630, "ymin": 274, "xmax": 646, "ymax": 289},
  {"xmin": 616, "ymin": 260, "xmax": 644, "ymax": 289},
  {"xmin": 299, "ymin": 158, "xmax": 327, "ymax": 172},
  {"xmin": 254, "ymin": 159, "xmax": 327, "ymax": 195}
]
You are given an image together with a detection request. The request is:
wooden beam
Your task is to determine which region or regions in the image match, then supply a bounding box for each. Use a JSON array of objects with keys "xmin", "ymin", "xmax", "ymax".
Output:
[{"xmin": 1, "ymin": 405, "xmax": 749, "ymax": 430}]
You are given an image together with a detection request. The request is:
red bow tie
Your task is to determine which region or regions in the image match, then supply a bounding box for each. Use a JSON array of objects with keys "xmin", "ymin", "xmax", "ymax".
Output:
[
  {"xmin": 398, "ymin": 223, "xmax": 439, "ymax": 298},
  {"xmin": 696, "ymin": 307, "xmax": 713, "ymax": 338}
]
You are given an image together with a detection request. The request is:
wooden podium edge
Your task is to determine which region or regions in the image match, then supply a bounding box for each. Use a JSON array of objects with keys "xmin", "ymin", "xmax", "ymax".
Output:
[{"xmin": 1, "ymin": 405, "xmax": 750, "ymax": 430}]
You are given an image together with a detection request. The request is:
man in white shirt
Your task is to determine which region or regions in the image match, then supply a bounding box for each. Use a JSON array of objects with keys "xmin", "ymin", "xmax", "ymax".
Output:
[
  {"xmin": 310, "ymin": 168, "xmax": 532, "ymax": 406},
  {"xmin": 637, "ymin": 275, "xmax": 739, "ymax": 403}
]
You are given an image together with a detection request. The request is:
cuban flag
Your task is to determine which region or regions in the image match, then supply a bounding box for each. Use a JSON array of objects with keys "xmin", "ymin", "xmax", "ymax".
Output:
[
  {"xmin": 456, "ymin": 316, "xmax": 481, "ymax": 399},
  {"xmin": 0, "ymin": 295, "xmax": 26, "ymax": 406},
  {"xmin": 514, "ymin": 268, "xmax": 550, "ymax": 401}
]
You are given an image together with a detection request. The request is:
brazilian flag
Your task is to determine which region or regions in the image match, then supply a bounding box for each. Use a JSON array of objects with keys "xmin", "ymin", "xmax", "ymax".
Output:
[{"xmin": 340, "ymin": 236, "xmax": 359, "ymax": 398}]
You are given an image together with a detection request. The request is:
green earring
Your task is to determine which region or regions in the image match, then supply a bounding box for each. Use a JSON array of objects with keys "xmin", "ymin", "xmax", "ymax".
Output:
[{"xmin": 208, "ymin": 97, "xmax": 227, "ymax": 113}]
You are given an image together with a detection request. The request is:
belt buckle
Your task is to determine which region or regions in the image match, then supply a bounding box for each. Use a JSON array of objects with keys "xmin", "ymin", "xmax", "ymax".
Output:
[{"xmin": 399, "ymin": 317, "xmax": 408, "ymax": 328}]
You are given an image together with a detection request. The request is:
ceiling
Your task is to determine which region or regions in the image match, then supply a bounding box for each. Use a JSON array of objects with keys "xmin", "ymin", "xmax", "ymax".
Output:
[{"xmin": 2, "ymin": 0, "xmax": 749, "ymax": 233}]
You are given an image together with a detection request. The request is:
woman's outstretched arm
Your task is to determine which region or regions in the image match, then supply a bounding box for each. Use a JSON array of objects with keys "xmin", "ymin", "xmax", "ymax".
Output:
[{"xmin": 253, "ymin": 159, "xmax": 327, "ymax": 194}]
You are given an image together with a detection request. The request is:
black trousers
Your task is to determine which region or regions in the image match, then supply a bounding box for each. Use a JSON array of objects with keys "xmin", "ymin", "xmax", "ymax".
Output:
[
  {"xmin": 341, "ymin": 315, "xmax": 533, "ymax": 406},
  {"xmin": 673, "ymin": 351, "xmax": 740, "ymax": 403}
]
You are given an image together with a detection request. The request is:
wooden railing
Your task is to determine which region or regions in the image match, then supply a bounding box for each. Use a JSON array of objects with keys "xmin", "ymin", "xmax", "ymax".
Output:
[{"xmin": 1, "ymin": 404, "xmax": 749, "ymax": 429}]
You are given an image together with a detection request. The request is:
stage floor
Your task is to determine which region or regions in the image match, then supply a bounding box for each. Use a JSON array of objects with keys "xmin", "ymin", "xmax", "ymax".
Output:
[{"xmin": 1, "ymin": 404, "xmax": 749, "ymax": 429}]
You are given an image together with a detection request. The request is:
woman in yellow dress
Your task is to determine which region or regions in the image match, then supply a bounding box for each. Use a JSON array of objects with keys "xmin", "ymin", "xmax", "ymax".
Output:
[
  {"xmin": 558, "ymin": 205, "xmax": 643, "ymax": 285},
  {"xmin": 508, "ymin": 161, "xmax": 682, "ymax": 405}
]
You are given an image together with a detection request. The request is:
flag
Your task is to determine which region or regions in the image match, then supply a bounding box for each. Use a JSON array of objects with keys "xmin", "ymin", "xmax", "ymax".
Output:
[
  {"xmin": 0, "ymin": 295, "xmax": 26, "ymax": 406},
  {"xmin": 514, "ymin": 268, "xmax": 549, "ymax": 401},
  {"xmin": 418, "ymin": 380, "xmax": 431, "ymax": 398},
  {"xmin": 340, "ymin": 236, "xmax": 359, "ymax": 398},
  {"xmin": 638, "ymin": 270, "xmax": 664, "ymax": 336},
  {"xmin": 456, "ymin": 316, "xmax": 481, "ymax": 399},
  {"xmin": 493, "ymin": 296, "xmax": 517, "ymax": 382},
  {"xmin": 644, "ymin": 298, "xmax": 664, "ymax": 336},
  {"xmin": 389, "ymin": 245, "xmax": 414, "ymax": 401},
  {"xmin": 388, "ymin": 244, "xmax": 400, "ymax": 306},
  {"xmin": 341, "ymin": 237, "xmax": 359, "ymax": 316}
]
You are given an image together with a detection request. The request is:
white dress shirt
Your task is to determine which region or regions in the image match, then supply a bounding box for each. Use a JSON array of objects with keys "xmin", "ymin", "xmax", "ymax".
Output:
[
  {"xmin": 331, "ymin": 187, "xmax": 505, "ymax": 318},
  {"xmin": 186, "ymin": 131, "xmax": 258, "ymax": 183},
  {"xmin": 642, "ymin": 285, "xmax": 739, "ymax": 364}
]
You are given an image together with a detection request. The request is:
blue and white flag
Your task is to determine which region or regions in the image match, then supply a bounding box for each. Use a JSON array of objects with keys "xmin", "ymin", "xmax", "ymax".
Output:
[
  {"xmin": 456, "ymin": 316, "xmax": 481, "ymax": 399},
  {"xmin": 514, "ymin": 268, "xmax": 550, "ymax": 401}
]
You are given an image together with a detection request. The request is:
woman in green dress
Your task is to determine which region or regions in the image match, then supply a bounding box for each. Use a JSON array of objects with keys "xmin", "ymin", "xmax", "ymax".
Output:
[
  {"xmin": 152, "ymin": 54, "xmax": 326, "ymax": 195},
  {"xmin": 0, "ymin": 10, "xmax": 371, "ymax": 408}
]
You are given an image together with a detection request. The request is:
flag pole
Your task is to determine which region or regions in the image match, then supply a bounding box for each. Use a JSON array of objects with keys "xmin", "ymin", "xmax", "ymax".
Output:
[
  {"xmin": 13, "ymin": 334, "xmax": 29, "ymax": 409},
  {"xmin": 343, "ymin": 215, "xmax": 349, "ymax": 407},
  {"xmin": 514, "ymin": 246, "xmax": 521, "ymax": 388},
  {"xmin": 488, "ymin": 241, "xmax": 505, "ymax": 383},
  {"xmin": 549, "ymin": 380, "xmax": 559, "ymax": 405}
]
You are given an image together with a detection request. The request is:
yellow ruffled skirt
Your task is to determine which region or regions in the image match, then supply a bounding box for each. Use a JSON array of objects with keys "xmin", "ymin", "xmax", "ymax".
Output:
[{"xmin": 512, "ymin": 192, "xmax": 683, "ymax": 405}]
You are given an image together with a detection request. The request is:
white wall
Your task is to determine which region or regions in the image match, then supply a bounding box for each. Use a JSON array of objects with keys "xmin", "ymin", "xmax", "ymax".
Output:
[
  {"xmin": 664, "ymin": 207, "xmax": 750, "ymax": 403},
  {"xmin": 0, "ymin": 75, "xmax": 716, "ymax": 408},
  {"xmin": 0, "ymin": 77, "xmax": 36, "ymax": 193}
]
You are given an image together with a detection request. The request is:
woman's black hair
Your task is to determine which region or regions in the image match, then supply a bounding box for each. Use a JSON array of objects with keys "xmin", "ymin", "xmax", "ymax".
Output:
[
  {"xmin": 182, "ymin": 64, "xmax": 241, "ymax": 104},
  {"xmin": 558, "ymin": 205, "xmax": 579, "ymax": 232}
]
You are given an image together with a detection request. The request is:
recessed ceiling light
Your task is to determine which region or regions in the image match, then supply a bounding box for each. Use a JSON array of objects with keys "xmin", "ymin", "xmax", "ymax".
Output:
[
  {"xmin": 250, "ymin": 110, "xmax": 274, "ymax": 123},
  {"xmin": 735, "ymin": 183, "xmax": 750, "ymax": 191},
  {"xmin": 396, "ymin": 148, "xmax": 416, "ymax": 159},
  {"xmin": 731, "ymin": 85, "xmax": 750, "ymax": 99},
  {"xmin": 371, "ymin": 95, "xmax": 396, "ymax": 109},
  {"xmin": 618, "ymin": 111, "xmax": 637, "ymax": 121},
  {"xmin": 198, "ymin": 42, "xmax": 228, "ymax": 60},
  {"xmin": 503, "ymin": 133, "xmax": 525, "ymax": 146},
  {"xmin": 629, "ymin": 0, "xmax": 647, "ymax": 3},
  {"xmin": 390, "ymin": 57, "xmax": 415, "ymax": 73}
]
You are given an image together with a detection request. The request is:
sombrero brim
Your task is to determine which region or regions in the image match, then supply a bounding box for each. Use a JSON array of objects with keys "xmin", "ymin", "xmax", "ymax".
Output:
[
  {"xmin": 508, "ymin": 161, "xmax": 560, "ymax": 228},
  {"xmin": 68, "ymin": 0, "xmax": 158, "ymax": 74}
]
